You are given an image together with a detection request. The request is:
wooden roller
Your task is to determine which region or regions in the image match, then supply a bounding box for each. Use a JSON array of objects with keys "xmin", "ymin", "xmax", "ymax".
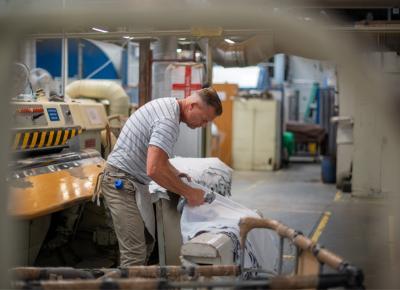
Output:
[
  {"xmin": 126, "ymin": 265, "xmax": 239, "ymax": 279},
  {"xmin": 269, "ymin": 274, "xmax": 319, "ymax": 289},
  {"xmin": 13, "ymin": 278, "xmax": 158, "ymax": 290},
  {"xmin": 238, "ymin": 217, "xmax": 280, "ymax": 249},
  {"xmin": 239, "ymin": 217, "xmax": 345, "ymax": 271},
  {"xmin": 11, "ymin": 265, "xmax": 239, "ymax": 281},
  {"xmin": 10, "ymin": 267, "xmax": 94, "ymax": 281},
  {"xmin": 11, "ymin": 274, "xmax": 355, "ymax": 290}
]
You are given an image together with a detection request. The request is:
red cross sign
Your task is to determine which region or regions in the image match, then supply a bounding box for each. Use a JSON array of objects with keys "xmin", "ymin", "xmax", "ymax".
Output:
[{"xmin": 172, "ymin": 65, "xmax": 202, "ymax": 98}]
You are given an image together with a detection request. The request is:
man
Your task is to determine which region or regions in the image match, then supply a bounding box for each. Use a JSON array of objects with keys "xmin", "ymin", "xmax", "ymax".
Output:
[{"xmin": 100, "ymin": 87, "xmax": 222, "ymax": 266}]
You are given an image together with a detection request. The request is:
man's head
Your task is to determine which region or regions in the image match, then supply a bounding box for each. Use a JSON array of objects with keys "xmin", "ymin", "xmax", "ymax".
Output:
[{"xmin": 179, "ymin": 87, "xmax": 223, "ymax": 129}]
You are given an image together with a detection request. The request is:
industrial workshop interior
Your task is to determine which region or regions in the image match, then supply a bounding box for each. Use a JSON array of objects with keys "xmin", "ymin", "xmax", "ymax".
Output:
[{"xmin": 1, "ymin": 0, "xmax": 400, "ymax": 289}]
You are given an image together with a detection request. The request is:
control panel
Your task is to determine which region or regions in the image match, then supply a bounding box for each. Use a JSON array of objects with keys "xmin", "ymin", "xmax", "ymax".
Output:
[
  {"xmin": 46, "ymin": 108, "xmax": 60, "ymax": 121},
  {"xmin": 60, "ymin": 104, "xmax": 74, "ymax": 126},
  {"xmin": 11, "ymin": 101, "xmax": 107, "ymax": 153},
  {"xmin": 13, "ymin": 104, "xmax": 48, "ymax": 128}
]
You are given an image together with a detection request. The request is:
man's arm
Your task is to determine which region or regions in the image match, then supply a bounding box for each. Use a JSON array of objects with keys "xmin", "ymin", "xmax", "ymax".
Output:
[
  {"xmin": 167, "ymin": 162, "xmax": 191, "ymax": 182},
  {"xmin": 147, "ymin": 145, "xmax": 204, "ymax": 206},
  {"xmin": 168, "ymin": 162, "xmax": 180, "ymax": 176}
]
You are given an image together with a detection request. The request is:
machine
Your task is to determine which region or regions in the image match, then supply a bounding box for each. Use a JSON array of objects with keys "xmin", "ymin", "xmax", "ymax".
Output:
[
  {"xmin": 8, "ymin": 100, "xmax": 110, "ymax": 266},
  {"xmin": 151, "ymin": 157, "xmax": 242, "ymax": 267}
]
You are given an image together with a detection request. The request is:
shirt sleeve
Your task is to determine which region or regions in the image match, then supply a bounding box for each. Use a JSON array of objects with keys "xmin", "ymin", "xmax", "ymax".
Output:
[{"xmin": 149, "ymin": 118, "xmax": 179, "ymax": 158}]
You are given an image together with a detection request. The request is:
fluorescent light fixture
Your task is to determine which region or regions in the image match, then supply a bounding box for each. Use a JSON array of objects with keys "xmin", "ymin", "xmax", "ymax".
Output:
[
  {"xmin": 92, "ymin": 27, "xmax": 108, "ymax": 33},
  {"xmin": 123, "ymin": 36, "xmax": 134, "ymax": 39},
  {"xmin": 178, "ymin": 38, "xmax": 187, "ymax": 41},
  {"xmin": 176, "ymin": 48, "xmax": 182, "ymax": 53},
  {"xmin": 224, "ymin": 38, "xmax": 235, "ymax": 44}
]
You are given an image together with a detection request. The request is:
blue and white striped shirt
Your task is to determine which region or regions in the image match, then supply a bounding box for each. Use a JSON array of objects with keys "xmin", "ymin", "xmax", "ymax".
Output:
[{"xmin": 107, "ymin": 98, "xmax": 180, "ymax": 184}]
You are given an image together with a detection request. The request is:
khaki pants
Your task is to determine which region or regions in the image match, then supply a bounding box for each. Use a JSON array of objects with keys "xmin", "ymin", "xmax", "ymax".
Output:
[{"xmin": 100, "ymin": 164, "xmax": 154, "ymax": 266}]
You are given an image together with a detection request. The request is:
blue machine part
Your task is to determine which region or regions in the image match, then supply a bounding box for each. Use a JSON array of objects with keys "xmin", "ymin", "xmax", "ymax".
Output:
[
  {"xmin": 36, "ymin": 39, "xmax": 120, "ymax": 79},
  {"xmin": 304, "ymin": 82, "xmax": 320, "ymax": 124}
]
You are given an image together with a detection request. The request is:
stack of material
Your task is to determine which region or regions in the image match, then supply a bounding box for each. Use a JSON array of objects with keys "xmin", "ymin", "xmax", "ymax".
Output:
[{"xmin": 150, "ymin": 157, "xmax": 233, "ymax": 198}]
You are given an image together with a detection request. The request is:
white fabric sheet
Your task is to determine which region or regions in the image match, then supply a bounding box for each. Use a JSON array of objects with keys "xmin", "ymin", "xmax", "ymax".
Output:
[
  {"xmin": 181, "ymin": 182, "xmax": 279, "ymax": 276},
  {"xmin": 150, "ymin": 157, "xmax": 233, "ymax": 199}
]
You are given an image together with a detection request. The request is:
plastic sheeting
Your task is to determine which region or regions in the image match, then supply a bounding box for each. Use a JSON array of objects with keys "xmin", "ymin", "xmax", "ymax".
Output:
[{"xmin": 181, "ymin": 181, "xmax": 279, "ymax": 277}]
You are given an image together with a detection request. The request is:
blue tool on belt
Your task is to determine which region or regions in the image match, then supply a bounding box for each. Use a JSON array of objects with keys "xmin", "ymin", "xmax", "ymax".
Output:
[{"xmin": 114, "ymin": 179, "xmax": 124, "ymax": 189}]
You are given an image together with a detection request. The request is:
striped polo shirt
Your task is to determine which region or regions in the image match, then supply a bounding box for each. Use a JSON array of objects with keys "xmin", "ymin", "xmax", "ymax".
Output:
[{"xmin": 107, "ymin": 98, "xmax": 180, "ymax": 184}]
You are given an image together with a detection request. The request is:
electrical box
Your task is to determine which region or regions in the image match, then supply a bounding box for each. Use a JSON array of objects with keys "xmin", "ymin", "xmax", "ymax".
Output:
[{"xmin": 232, "ymin": 99, "xmax": 281, "ymax": 171}]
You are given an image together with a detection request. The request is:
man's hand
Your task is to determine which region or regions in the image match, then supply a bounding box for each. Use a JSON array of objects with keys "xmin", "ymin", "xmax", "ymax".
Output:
[
  {"xmin": 178, "ymin": 172, "xmax": 192, "ymax": 182},
  {"xmin": 147, "ymin": 146, "xmax": 204, "ymax": 206},
  {"xmin": 185, "ymin": 188, "xmax": 205, "ymax": 207}
]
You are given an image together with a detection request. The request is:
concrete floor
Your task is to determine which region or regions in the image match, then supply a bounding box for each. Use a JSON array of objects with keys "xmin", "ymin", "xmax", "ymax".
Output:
[{"xmin": 230, "ymin": 163, "xmax": 398, "ymax": 289}]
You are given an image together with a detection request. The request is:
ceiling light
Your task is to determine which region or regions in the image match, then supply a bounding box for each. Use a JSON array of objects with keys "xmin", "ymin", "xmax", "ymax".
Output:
[
  {"xmin": 224, "ymin": 38, "xmax": 235, "ymax": 44},
  {"xmin": 92, "ymin": 27, "xmax": 108, "ymax": 33},
  {"xmin": 176, "ymin": 48, "xmax": 182, "ymax": 53},
  {"xmin": 123, "ymin": 36, "xmax": 134, "ymax": 40},
  {"xmin": 178, "ymin": 38, "xmax": 187, "ymax": 41}
]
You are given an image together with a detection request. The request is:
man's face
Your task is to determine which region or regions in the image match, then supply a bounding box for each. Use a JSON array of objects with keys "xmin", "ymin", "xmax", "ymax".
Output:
[{"xmin": 186, "ymin": 100, "xmax": 217, "ymax": 129}]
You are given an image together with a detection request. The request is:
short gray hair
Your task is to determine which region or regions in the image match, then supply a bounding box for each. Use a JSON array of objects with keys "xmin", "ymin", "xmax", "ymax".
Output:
[{"xmin": 197, "ymin": 87, "xmax": 223, "ymax": 116}]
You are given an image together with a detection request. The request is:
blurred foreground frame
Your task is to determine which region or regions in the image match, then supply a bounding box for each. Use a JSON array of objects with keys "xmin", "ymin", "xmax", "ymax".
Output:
[{"xmin": 1, "ymin": 0, "xmax": 400, "ymax": 287}]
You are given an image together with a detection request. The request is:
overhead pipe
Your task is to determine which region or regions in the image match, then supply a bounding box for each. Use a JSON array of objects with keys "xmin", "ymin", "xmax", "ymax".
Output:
[
  {"xmin": 200, "ymin": 35, "xmax": 275, "ymax": 67},
  {"xmin": 201, "ymin": 21, "xmax": 400, "ymax": 68},
  {"xmin": 152, "ymin": 36, "xmax": 177, "ymax": 100},
  {"xmin": 199, "ymin": 31, "xmax": 336, "ymax": 67}
]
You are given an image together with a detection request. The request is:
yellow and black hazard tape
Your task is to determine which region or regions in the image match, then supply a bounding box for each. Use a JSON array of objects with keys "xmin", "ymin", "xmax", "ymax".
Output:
[{"xmin": 12, "ymin": 126, "xmax": 83, "ymax": 151}]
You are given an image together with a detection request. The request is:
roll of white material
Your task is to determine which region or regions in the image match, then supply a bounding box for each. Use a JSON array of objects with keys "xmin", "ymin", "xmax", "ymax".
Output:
[
  {"xmin": 65, "ymin": 80, "xmax": 130, "ymax": 117},
  {"xmin": 150, "ymin": 157, "xmax": 233, "ymax": 198}
]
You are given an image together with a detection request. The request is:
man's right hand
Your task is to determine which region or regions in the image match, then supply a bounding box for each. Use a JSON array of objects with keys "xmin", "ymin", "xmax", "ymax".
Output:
[{"xmin": 186, "ymin": 188, "xmax": 205, "ymax": 207}]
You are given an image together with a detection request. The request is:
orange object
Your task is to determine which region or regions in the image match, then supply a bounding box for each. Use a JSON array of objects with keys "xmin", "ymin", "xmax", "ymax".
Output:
[
  {"xmin": 211, "ymin": 84, "xmax": 237, "ymax": 166},
  {"xmin": 8, "ymin": 161, "xmax": 105, "ymax": 219},
  {"xmin": 16, "ymin": 107, "xmax": 44, "ymax": 114}
]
